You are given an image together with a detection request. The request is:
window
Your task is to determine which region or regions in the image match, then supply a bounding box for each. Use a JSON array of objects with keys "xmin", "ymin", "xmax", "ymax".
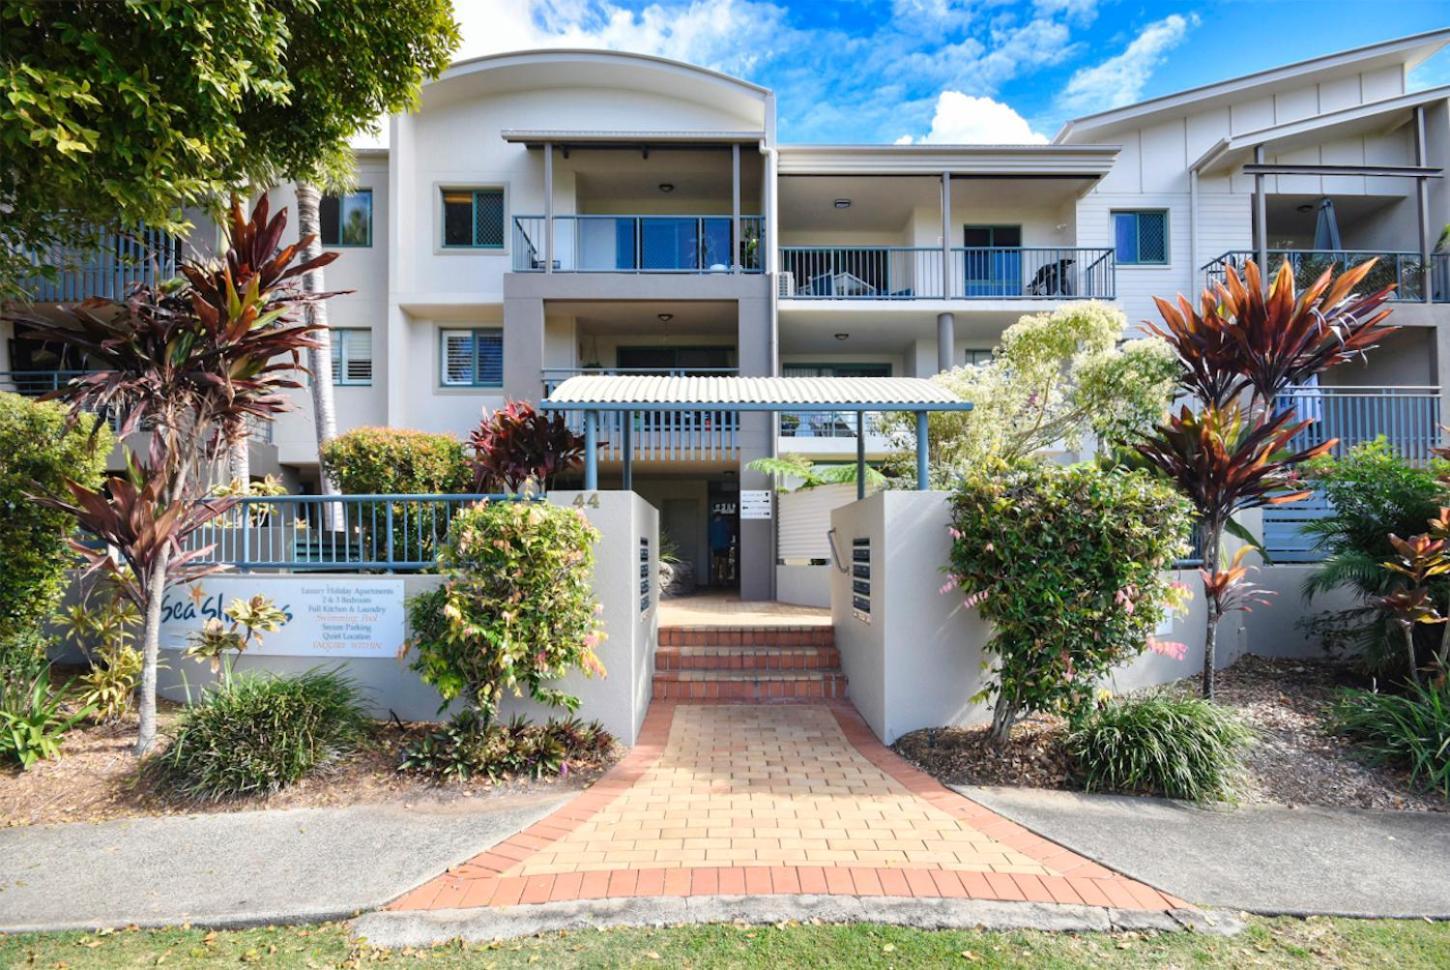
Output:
[
  {"xmin": 441, "ymin": 329, "xmax": 503, "ymax": 387},
  {"xmin": 964, "ymin": 350, "xmax": 994, "ymax": 367},
  {"xmin": 319, "ymin": 190, "xmax": 373, "ymax": 247},
  {"xmin": 329, "ymin": 329, "xmax": 373, "ymax": 386},
  {"xmin": 1113, "ymin": 210, "xmax": 1168, "ymax": 265},
  {"xmin": 783, "ymin": 363, "xmax": 891, "ymax": 378},
  {"xmin": 442, "ymin": 188, "xmax": 505, "ymax": 249}
]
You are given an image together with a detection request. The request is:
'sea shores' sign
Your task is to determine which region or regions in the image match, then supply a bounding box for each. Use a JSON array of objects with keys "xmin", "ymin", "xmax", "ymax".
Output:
[{"xmin": 160, "ymin": 577, "xmax": 406, "ymax": 658}]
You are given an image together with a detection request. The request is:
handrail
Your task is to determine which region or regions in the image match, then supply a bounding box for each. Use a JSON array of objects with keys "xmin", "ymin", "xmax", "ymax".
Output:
[
  {"xmin": 779, "ymin": 245, "xmax": 1115, "ymax": 299},
  {"xmin": 512, "ymin": 214, "xmax": 764, "ymax": 273},
  {"xmin": 1202, "ymin": 249, "xmax": 1441, "ymax": 302}
]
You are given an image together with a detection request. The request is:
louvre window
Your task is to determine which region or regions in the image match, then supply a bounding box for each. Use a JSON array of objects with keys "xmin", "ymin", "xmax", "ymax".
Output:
[
  {"xmin": 319, "ymin": 190, "xmax": 373, "ymax": 247},
  {"xmin": 441, "ymin": 329, "xmax": 504, "ymax": 387},
  {"xmin": 1113, "ymin": 210, "xmax": 1168, "ymax": 265},
  {"xmin": 442, "ymin": 188, "xmax": 505, "ymax": 248},
  {"xmin": 329, "ymin": 329, "xmax": 373, "ymax": 386}
]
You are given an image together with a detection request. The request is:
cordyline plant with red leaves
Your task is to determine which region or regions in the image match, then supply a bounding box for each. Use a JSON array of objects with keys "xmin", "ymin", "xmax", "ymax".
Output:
[
  {"xmin": 6, "ymin": 197, "xmax": 340, "ymax": 754},
  {"xmin": 1138, "ymin": 259, "xmax": 1396, "ymax": 698},
  {"xmin": 1377, "ymin": 532, "xmax": 1450, "ymax": 686},
  {"xmin": 469, "ymin": 400, "xmax": 586, "ymax": 493}
]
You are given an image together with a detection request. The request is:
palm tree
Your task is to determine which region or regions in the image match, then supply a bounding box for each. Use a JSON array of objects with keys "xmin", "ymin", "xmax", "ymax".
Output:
[{"xmin": 294, "ymin": 182, "xmax": 341, "ymax": 502}]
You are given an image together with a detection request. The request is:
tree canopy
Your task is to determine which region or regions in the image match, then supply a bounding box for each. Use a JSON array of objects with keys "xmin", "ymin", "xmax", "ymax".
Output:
[{"xmin": 0, "ymin": 0, "xmax": 458, "ymax": 297}]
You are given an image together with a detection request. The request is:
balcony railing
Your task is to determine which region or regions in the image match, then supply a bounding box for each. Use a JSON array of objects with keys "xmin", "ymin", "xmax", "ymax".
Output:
[
  {"xmin": 1264, "ymin": 385, "xmax": 1442, "ymax": 562},
  {"xmin": 542, "ymin": 368, "xmax": 740, "ymax": 462},
  {"xmin": 187, "ymin": 494, "xmax": 517, "ymax": 572},
  {"xmin": 1203, "ymin": 250, "xmax": 1450, "ymax": 302},
  {"xmin": 512, "ymin": 215, "xmax": 764, "ymax": 273},
  {"xmin": 780, "ymin": 410, "xmax": 889, "ymax": 439},
  {"xmin": 778, "ymin": 247, "xmax": 1115, "ymax": 300},
  {"xmin": 0, "ymin": 370, "xmax": 273, "ymax": 443},
  {"xmin": 18, "ymin": 226, "xmax": 181, "ymax": 302}
]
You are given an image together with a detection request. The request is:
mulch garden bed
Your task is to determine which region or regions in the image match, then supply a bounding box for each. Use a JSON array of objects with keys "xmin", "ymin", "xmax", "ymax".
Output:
[
  {"xmin": 893, "ymin": 655, "xmax": 1449, "ymax": 813},
  {"xmin": 0, "ymin": 701, "xmax": 619, "ymax": 828}
]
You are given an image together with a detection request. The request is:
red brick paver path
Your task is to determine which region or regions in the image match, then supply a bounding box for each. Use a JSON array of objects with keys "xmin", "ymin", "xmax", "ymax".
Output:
[{"xmin": 387, "ymin": 702, "xmax": 1184, "ymax": 912}]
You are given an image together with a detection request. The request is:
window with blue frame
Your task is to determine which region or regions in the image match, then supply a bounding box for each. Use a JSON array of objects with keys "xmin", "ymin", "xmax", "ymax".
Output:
[
  {"xmin": 1113, "ymin": 210, "xmax": 1168, "ymax": 265},
  {"xmin": 319, "ymin": 190, "xmax": 373, "ymax": 247},
  {"xmin": 442, "ymin": 189, "xmax": 505, "ymax": 249},
  {"xmin": 440, "ymin": 329, "xmax": 504, "ymax": 387},
  {"xmin": 330, "ymin": 329, "xmax": 373, "ymax": 385}
]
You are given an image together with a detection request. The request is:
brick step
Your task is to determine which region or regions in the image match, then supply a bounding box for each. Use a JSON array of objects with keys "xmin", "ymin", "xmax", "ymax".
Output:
[
  {"xmin": 652, "ymin": 669, "xmax": 847, "ymax": 702},
  {"xmin": 656, "ymin": 645, "xmax": 841, "ymax": 672},
  {"xmin": 659, "ymin": 626, "xmax": 834, "ymax": 648}
]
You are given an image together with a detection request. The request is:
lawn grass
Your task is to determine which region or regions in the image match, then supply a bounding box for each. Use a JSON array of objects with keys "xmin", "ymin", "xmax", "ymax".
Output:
[{"xmin": 1, "ymin": 916, "xmax": 1447, "ymax": 968}]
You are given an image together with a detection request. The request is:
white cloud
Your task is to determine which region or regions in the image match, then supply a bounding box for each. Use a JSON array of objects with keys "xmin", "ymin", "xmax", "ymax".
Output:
[
  {"xmin": 896, "ymin": 90, "xmax": 1048, "ymax": 144},
  {"xmin": 450, "ymin": 0, "xmax": 791, "ymax": 78},
  {"xmin": 1058, "ymin": 13, "xmax": 1198, "ymax": 115}
]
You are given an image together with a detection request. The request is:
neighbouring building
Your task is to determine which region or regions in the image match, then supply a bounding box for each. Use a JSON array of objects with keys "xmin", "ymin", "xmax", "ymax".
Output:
[{"xmin": 6, "ymin": 30, "xmax": 1450, "ymax": 603}]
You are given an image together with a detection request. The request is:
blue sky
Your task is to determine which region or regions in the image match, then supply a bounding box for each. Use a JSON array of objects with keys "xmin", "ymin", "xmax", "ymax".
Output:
[{"xmin": 454, "ymin": 0, "xmax": 1450, "ymax": 143}]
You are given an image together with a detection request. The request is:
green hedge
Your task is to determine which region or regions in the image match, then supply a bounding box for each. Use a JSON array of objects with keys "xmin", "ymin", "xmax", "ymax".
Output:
[
  {"xmin": 320, "ymin": 426, "xmax": 469, "ymax": 495},
  {"xmin": 0, "ymin": 392, "xmax": 110, "ymax": 648}
]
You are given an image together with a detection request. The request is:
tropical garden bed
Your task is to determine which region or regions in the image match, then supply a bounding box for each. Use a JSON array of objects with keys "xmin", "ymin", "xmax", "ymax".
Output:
[
  {"xmin": 894, "ymin": 655, "xmax": 1449, "ymax": 813},
  {"xmin": 0, "ymin": 693, "xmax": 618, "ymax": 828}
]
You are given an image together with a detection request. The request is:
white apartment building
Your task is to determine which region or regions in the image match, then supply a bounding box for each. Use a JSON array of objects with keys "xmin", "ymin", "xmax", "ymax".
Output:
[{"xmin": 5, "ymin": 30, "xmax": 1450, "ymax": 602}]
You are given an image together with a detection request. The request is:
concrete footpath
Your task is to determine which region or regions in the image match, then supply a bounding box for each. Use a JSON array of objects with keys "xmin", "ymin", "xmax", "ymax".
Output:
[
  {"xmin": 961, "ymin": 785, "xmax": 1450, "ymax": 919},
  {"xmin": 0, "ymin": 794, "xmax": 565, "ymax": 933}
]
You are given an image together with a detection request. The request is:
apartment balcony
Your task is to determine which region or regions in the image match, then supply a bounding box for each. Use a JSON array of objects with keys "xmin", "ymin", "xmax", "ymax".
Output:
[
  {"xmin": 1265, "ymin": 384, "xmax": 1442, "ymax": 562},
  {"xmin": 777, "ymin": 247, "xmax": 1115, "ymax": 301},
  {"xmin": 0, "ymin": 370, "xmax": 274, "ymax": 444},
  {"xmin": 778, "ymin": 410, "xmax": 897, "ymax": 457},
  {"xmin": 512, "ymin": 215, "xmax": 764, "ymax": 274},
  {"xmin": 16, "ymin": 226, "xmax": 181, "ymax": 303},
  {"xmin": 1202, "ymin": 250, "xmax": 1450, "ymax": 303},
  {"xmin": 543, "ymin": 368, "xmax": 741, "ymax": 463}
]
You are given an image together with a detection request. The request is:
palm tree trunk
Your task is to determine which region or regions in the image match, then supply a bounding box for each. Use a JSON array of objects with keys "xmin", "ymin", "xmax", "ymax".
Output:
[
  {"xmin": 134, "ymin": 546, "xmax": 171, "ymax": 756},
  {"xmin": 227, "ymin": 435, "xmax": 250, "ymax": 486},
  {"xmin": 295, "ymin": 182, "xmax": 340, "ymax": 503}
]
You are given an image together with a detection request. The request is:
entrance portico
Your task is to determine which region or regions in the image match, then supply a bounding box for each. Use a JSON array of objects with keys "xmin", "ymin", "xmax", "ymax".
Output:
[{"xmin": 544, "ymin": 374, "xmax": 973, "ymax": 600}]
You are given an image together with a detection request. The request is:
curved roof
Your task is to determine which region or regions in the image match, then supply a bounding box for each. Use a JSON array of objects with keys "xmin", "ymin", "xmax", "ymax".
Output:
[{"xmin": 440, "ymin": 48, "xmax": 770, "ymax": 96}]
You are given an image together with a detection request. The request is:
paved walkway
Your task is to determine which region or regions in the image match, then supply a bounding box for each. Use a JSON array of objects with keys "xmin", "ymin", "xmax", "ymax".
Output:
[
  {"xmin": 658, "ymin": 594, "xmax": 833, "ymax": 628},
  {"xmin": 386, "ymin": 703, "xmax": 1182, "ymax": 913},
  {"xmin": 964, "ymin": 785, "xmax": 1450, "ymax": 919}
]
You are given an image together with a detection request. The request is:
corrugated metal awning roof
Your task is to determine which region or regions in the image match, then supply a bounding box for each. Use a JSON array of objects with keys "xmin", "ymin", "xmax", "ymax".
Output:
[{"xmin": 544, "ymin": 375, "xmax": 973, "ymax": 411}]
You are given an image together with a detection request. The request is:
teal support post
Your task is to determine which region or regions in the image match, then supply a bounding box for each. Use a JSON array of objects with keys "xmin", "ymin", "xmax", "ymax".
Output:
[
  {"xmin": 916, "ymin": 410, "xmax": 929, "ymax": 490},
  {"xmin": 584, "ymin": 409, "xmax": 598, "ymax": 490},
  {"xmin": 856, "ymin": 411, "xmax": 866, "ymax": 500}
]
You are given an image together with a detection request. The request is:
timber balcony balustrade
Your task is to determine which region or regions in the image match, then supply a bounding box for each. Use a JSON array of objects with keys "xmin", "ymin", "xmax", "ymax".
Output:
[
  {"xmin": 542, "ymin": 368, "xmax": 742, "ymax": 462},
  {"xmin": 15, "ymin": 225, "xmax": 182, "ymax": 303},
  {"xmin": 512, "ymin": 215, "xmax": 764, "ymax": 273},
  {"xmin": 777, "ymin": 246, "xmax": 1116, "ymax": 300},
  {"xmin": 1203, "ymin": 250, "xmax": 1450, "ymax": 302}
]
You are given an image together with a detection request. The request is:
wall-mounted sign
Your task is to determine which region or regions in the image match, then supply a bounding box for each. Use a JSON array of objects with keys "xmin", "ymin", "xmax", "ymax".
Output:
[
  {"xmin": 740, "ymin": 489, "xmax": 773, "ymax": 520},
  {"xmin": 160, "ymin": 577, "xmax": 406, "ymax": 659}
]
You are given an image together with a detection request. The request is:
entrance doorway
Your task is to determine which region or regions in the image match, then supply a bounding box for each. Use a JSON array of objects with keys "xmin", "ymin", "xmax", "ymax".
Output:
[{"xmin": 707, "ymin": 481, "xmax": 740, "ymax": 588}]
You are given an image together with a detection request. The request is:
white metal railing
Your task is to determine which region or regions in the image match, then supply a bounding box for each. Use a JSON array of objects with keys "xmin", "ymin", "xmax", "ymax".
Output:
[
  {"xmin": 512, "ymin": 215, "xmax": 763, "ymax": 273},
  {"xmin": 778, "ymin": 246, "xmax": 1115, "ymax": 299},
  {"xmin": 542, "ymin": 368, "xmax": 741, "ymax": 462},
  {"xmin": 1202, "ymin": 250, "xmax": 1446, "ymax": 303}
]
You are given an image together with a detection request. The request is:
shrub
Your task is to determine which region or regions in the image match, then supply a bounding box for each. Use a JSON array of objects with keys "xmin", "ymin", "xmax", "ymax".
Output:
[
  {"xmin": 407, "ymin": 500, "xmax": 605, "ymax": 724},
  {"xmin": 1, "ymin": 671, "xmax": 90, "ymax": 770},
  {"xmin": 1066, "ymin": 695, "xmax": 1253, "ymax": 802},
  {"xmin": 1301, "ymin": 441, "xmax": 1450, "ymax": 678},
  {"xmin": 468, "ymin": 401, "xmax": 585, "ymax": 493},
  {"xmin": 949, "ymin": 462, "xmax": 1193, "ymax": 742},
  {"xmin": 156, "ymin": 669, "xmax": 367, "ymax": 801},
  {"xmin": 1329, "ymin": 682, "xmax": 1450, "ymax": 798},
  {"xmin": 78, "ymin": 644, "xmax": 144, "ymax": 724},
  {"xmin": 321, "ymin": 427, "xmax": 470, "ymax": 495},
  {"xmin": 0, "ymin": 392, "xmax": 111, "ymax": 646},
  {"xmin": 399, "ymin": 711, "xmax": 614, "ymax": 782}
]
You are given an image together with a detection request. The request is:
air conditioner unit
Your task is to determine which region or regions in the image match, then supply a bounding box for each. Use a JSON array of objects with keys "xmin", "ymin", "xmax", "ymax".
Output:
[{"xmin": 777, "ymin": 274, "xmax": 796, "ymax": 298}]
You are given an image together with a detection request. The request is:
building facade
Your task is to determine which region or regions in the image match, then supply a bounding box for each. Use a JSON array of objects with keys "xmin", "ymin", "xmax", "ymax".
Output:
[{"xmin": 5, "ymin": 31, "xmax": 1450, "ymax": 601}]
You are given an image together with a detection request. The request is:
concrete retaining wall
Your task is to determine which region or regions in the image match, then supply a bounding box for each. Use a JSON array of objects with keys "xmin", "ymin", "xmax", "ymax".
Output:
[{"xmin": 152, "ymin": 491, "xmax": 659, "ymax": 744}]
